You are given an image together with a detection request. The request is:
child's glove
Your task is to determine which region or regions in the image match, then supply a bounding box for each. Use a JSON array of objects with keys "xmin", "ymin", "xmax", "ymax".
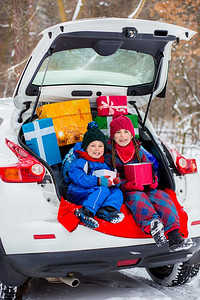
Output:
[
  {"xmin": 113, "ymin": 177, "xmax": 121, "ymax": 187},
  {"xmin": 124, "ymin": 181, "xmax": 144, "ymax": 191},
  {"xmin": 98, "ymin": 176, "xmax": 112, "ymax": 187},
  {"xmin": 148, "ymin": 176, "xmax": 158, "ymax": 190}
]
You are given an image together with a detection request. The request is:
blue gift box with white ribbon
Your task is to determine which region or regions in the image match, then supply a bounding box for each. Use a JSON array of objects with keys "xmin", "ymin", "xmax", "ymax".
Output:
[{"xmin": 22, "ymin": 118, "xmax": 62, "ymax": 166}]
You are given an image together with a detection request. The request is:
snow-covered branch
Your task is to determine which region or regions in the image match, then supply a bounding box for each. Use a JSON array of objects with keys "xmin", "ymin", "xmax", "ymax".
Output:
[
  {"xmin": 0, "ymin": 24, "xmax": 10, "ymax": 28},
  {"xmin": 183, "ymin": 71, "xmax": 200, "ymax": 105},
  {"xmin": 173, "ymin": 98, "xmax": 182, "ymax": 115},
  {"xmin": 0, "ymin": 59, "xmax": 27, "ymax": 77},
  {"xmin": 11, "ymin": 2, "xmax": 40, "ymax": 30},
  {"xmin": 128, "ymin": 0, "xmax": 146, "ymax": 19},
  {"xmin": 177, "ymin": 111, "xmax": 199, "ymax": 127},
  {"xmin": 72, "ymin": 0, "xmax": 83, "ymax": 21}
]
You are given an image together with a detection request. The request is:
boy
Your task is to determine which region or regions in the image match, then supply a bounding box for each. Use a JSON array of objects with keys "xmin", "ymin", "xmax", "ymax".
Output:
[{"xmin": 67, "ymin": 122, "xmax": 124, "ymax": 229}]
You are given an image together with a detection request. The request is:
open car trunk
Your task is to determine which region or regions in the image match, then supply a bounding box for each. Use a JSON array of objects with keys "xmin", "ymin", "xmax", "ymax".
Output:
[
  {"xmin": 17, "ymin": 104, "xmax": 190, "ymax": 243},
  {"xmin": 14, "ymin": 18, "xmax": 195, "ymax": 201},
  {"xmin": 13, "ymin": 17, "xmax": 194, "ymax": 241},
  {"xmin": 18, "ymin": 109, "xmax": 175, "ymax": 201}
]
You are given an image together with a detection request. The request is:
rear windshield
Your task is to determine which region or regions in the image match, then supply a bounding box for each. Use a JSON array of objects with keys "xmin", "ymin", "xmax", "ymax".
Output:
[{"xmin": 33, "ymin": 48, "xmax": 155, "ymax": 87}]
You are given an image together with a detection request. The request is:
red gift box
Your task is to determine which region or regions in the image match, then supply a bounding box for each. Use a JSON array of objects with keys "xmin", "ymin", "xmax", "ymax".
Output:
[
  {"xmin": 124, "ymin": 163, "xmax": 155, "ymax": 185},
  {"xmin": 96, "ymin": 96, "xmax": 128, "ymax": 116}
]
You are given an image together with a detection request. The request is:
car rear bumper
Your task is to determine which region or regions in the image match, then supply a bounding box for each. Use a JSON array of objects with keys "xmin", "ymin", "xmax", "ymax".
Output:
[{"xmin": 0, "ymin": 237, "xmax": 199, "ymax": 286}]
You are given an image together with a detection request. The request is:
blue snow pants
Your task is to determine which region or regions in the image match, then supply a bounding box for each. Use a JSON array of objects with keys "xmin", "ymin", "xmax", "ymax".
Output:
[
  {"xmin": 67, "ymin": 184, "xmax": 123, "ymax": 215},
  {"xmin": 124, "ymin": 189, "xmax": 180, "ymax": 234}
]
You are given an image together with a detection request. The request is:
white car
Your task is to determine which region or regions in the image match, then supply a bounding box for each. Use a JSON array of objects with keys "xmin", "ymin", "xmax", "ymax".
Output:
[{"xmin": 0, "ymin": 18, "xmax": 199, "ymax": 299}]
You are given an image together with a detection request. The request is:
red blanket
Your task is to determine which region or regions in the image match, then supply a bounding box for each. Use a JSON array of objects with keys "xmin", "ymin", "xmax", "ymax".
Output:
[{"xmin": 57, "ymin": 188, "xmax": 188, "ymax": 238}]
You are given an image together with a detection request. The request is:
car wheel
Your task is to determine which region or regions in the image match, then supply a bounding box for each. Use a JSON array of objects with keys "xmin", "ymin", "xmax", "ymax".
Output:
[
  {"xmin": 187, "ymin": 263, "xmax": 200, "ymax": 281},
  {"xmin": 0, "ymin": 283, "xmax": 18, "ymax": 300},
  {"xmin": 146, "ymin": 262, "xmax": 200, "ymax": 286}
]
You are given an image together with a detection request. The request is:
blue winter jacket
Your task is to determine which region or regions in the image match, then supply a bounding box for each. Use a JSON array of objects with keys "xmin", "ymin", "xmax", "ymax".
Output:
[{"xmin": 68, "ymin": 142, "xmax": 111, "ymax": 189}]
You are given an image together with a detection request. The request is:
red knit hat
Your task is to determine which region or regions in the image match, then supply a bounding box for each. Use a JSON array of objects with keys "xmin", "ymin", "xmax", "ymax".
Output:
[{"xmin": 110, "ymin": 115, "xmax": 135, "ymax": 139}]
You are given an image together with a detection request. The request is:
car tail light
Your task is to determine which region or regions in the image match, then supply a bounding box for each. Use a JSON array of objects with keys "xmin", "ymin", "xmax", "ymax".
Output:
[
  {"xmin": 0, "ymin": 139, "xmax": 45, "ymax": 183},
  {"xmin": 176, "ymin": 153, "xmax": 197, "ymax": 175},
  {"xmin": 159, "ymin": 137, "xmax": 198, "ymax": 175},
  {"xmin": 117, "ymin": 258, "xmax": 140, "ymax": 267}
]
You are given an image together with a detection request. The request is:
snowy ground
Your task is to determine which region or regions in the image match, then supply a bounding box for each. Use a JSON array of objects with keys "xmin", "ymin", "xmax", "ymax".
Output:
[{"xmin": 22, "ymin": 267, "xmax": 200, "ymax": 300}]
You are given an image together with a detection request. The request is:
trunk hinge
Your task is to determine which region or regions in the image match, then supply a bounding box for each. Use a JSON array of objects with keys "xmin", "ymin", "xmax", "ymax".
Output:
[
  {"xmin": 30, "ymin": 49, "xmax": 53, "ymax": 122},
  {"xmin": 142, "ymin": 51, "xmax": 164, "ymax": 130},
  {"xmin": 18, "ymin": 101, "xmax": 32, "ymax": 123}
]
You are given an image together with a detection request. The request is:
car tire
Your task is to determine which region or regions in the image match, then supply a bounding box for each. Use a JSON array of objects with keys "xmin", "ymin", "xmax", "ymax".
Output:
[
  {"xmin": 187, "ymin": 263, "xmax": 200, "ymax": 281},
  {"xmin": 146, "ymin": 262, "xmax": 200, "ymax": 286},
  {"xmin": 0, "ymin": 283, "xmax": 18, "ymax": 300}
]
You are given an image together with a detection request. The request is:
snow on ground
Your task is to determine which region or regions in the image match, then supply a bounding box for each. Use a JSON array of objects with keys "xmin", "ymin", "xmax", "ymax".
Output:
[{"xmin": 22, "ymin": 268, "xmax": 200, "ymax": 300}]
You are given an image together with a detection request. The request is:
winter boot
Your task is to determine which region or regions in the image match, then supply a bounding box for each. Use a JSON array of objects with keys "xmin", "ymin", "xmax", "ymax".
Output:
[
  {"xmin": 150, "ymin": 219, "xmax": 167, "ymax": 247},
  {"xmin": 168, "ymin": 229, "xmax": 194, "ymax": 252},
  {"xmin": 75, "ymin": 207, "xmax": 99, "ymax": 229},
  {"xmin": 96, "ymin": 206, "xmax": 124, "ymax": 223}
]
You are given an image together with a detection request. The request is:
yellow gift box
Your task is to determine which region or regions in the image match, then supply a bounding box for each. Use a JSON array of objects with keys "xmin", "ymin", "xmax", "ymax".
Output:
[{"xmin": 37, "ymin": 99, "xmax": 92, "ymax": 146}]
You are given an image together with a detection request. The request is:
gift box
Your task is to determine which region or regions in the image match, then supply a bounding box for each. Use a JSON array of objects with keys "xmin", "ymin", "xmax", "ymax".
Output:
[
  {"xmin": 96, "ymin": 96, "xmax": 128, "ymax": 116},
  {"xmin": 92, "ymin": 169, "xmax": 117, "ymax": 185},
  {"xmin": 124, "ymin": 163, "xmax": 155, "ymax": 185},
  {"xmin": 22, "ymin": 118, "xmax": 62, "ymax": 166},
  {"xmin": 94, "ymin": 115, "xmax": 139, "ymax": 139},
  {"xmin": 37, "ymin": 99, "xmax": 92, "ymax": 146}
]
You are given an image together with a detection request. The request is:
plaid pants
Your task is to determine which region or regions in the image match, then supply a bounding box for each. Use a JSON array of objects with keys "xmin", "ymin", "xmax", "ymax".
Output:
[{"xmin": 124, "ymin": 189, "xmax": 180, "ymax": 234}]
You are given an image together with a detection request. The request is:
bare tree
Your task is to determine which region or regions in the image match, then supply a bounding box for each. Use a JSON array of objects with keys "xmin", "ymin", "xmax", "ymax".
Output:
[{"xmin": 57, "ymin": 0, "xmax": 67, "ymax": 22}]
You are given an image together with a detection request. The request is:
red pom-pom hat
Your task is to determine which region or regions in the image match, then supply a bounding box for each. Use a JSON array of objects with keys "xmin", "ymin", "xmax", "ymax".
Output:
[{"xmin": 110, "ymin": 115, "xmax": 135, "ymax": 139}]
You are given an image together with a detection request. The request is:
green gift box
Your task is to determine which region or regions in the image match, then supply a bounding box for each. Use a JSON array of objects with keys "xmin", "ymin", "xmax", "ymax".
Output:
[{"xmin": 94, "ymin": 115, "xmax": 139, "ymax": 139}]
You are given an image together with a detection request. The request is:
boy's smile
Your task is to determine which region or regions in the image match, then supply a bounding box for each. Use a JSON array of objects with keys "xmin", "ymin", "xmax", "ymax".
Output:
[{"xmin": 86, "ymin": 140, "xmax": 104, "ymax": 159}]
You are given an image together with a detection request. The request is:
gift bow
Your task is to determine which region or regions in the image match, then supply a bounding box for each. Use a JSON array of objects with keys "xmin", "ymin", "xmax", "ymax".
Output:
[{"xmin": 99, "ymin": 96, "xmax": 127, "ymax": 115}]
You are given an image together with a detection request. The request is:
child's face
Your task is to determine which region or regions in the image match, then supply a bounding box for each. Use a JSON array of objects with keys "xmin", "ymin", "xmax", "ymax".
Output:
[
  {"xmin": 86, "ymin": 140, "xmax": 104, "ymax": 159},
  {"xmin": 114, "ymin": 129, "xmax": 133, "ymax": 147}
]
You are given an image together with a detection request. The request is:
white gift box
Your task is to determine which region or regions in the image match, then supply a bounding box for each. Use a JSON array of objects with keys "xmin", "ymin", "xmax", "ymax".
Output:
[{"xmin": 92, "ymin": 169, "xmax": 117, "ymax": 185}]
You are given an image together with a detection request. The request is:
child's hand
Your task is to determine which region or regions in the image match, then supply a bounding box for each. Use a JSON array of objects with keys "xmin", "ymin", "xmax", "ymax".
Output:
[
  {"xmin": 113, "ymin": 177, "xmax": 121, "ymax": 187},
  {"xmin": 124, "ymin": 181, "xmax": 144, "ymax": 191},
  {"xmin": 98, "ymin": 176, "xmax": 112, "ymax": 187},
  {"xmin": 148, "ymin": 176, "xmax": 158, "ymax": 189}
]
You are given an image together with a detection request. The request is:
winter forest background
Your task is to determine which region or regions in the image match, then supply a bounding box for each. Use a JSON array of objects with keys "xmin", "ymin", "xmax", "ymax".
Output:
[{"xmin": 0, "ymin": 0, "xmax": 199, "ymax": 158}]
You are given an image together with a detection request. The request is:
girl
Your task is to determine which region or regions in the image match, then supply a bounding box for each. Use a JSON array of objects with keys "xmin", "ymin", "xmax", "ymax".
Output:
[{"xmin": 104, "ymin": 115, "xmax": 193, "ymax": 252}]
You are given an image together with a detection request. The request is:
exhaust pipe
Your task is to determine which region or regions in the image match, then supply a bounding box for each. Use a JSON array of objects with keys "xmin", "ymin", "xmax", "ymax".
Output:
[{"xmin": 59, "ymin": 276, "xmax": 80, "ymax": 287}]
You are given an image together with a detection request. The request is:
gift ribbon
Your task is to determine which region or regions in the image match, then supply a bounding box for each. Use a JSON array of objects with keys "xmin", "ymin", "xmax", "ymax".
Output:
[
  {"xmin": 99, "ymin": 96, "xmax": 127, "ymax": 115},
  {"xmin": 78, "ymin": 108, "xmax": 84, "ymax": 120},
  {"xmin": 100, "ymin": 116, "xmax": 112, "ymax": 137},
  {"xmin": 24, "ymin": 121, "xmax": 55, "ymax": 161}
]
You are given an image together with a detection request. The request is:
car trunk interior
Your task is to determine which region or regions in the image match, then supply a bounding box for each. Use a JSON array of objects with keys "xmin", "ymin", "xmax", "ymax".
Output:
[{"xmin": 18, "ymin": 106, "xmax": 175, "ymax": 201}]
